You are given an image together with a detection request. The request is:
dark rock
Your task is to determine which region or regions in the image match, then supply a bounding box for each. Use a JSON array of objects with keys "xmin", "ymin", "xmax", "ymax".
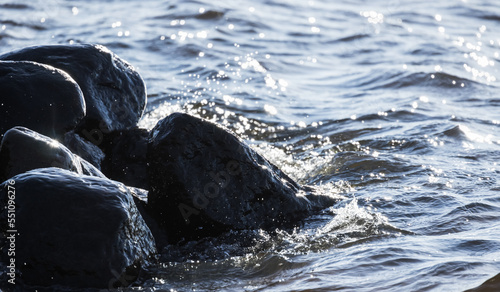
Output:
[
  {"xmin": 128, "ymin": 186, "xmax": 169, "ymax": 249},
  {"xmin": 464, "ymin": 273, "xmax": 500, "ymax": 292},
  {"xmin": 0, "ymin": 127, "xmax": 105, "ymax": 182},
  {"xmin": 0, "ymin": 44, "xmax": 147, "ymax": 135},
  {"xmin": 0, "ymin": 60, "xmax": 85, "ymax": 139},
  {"xmin": 0, "ymin": 168, "xmax": 156, "ymax": 288},
  {"xmin": 101, "ymin": 128, "xmax": 149, "ymax": 189},
  {"xmin": 147, "ymin": 113, "xmax": 337, "ymax": 242},
  {"xmin": 63, "ymin": 130, "xmax": 106, "ymax": 169}
]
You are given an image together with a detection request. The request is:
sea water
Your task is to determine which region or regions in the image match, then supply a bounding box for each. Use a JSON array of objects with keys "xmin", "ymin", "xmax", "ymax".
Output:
[{"xmin": 0, "ymin": 0, "xmax": 499, "ymax": 291}]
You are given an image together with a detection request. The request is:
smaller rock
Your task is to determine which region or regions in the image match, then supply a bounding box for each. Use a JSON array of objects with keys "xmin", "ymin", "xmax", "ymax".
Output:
[
  {"xmin": 100, "ymin": 128, "xmax": 149, "ymax": 189},
  {"xmin": 0, "ymin": 60, "xmax": 85, "ymax": 139},
  {"xmin": 464, "ymin": 273, "xmax": 500, "ymax": 292},
  {"xmin": 0, "ymin": 168, "xmax": 156, "ymax": 288},
  {"xmin": 64, "ymin": 130, "xmax": 106, "ymax": 169},
  {"xmin": 0, "ymin": 127, "xmax": 104, "ymax": 182},
  {"xmin": 127, "ymin": 186, "xmax": 169, "ymax": 248}
]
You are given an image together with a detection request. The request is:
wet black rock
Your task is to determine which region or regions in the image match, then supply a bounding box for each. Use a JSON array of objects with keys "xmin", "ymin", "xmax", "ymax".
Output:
[
  {"xmin": 465, "ymin": 273, "xmax": 500, "ymax": 292},
  {"xmin": 0, "ymin": 60, "xmax": 85, "ymax": 139},
  {"xmin": 101, "ymin": 128, "xmax": 149, "ymax": 189},
  {"xmin": 0, "ymin": 127, "xmax": 104, "ymax": 182},
  {"xmin": 147, "ymin": 113, "xmax": 337, "ymax": 242},
  {"xmin": 0, "ymin": 44, "xmax": 147, "ymax": 134},
  {"xmin": 0, "ymin": 168, "xmax": 156, "ymax": 288},
  {"xmin": 63, "ymin": 130, "xmax": 106, "ymax": 169},
  {"xmin": 128, "ymin": 186, "xmax": 169, "ymax": 249}
]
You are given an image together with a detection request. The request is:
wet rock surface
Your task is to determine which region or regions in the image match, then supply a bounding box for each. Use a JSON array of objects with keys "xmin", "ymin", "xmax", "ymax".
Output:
[
  {"xmin": 0, "ymin": 44, "xmax": 147, "ymax": 133},
  {"xmin": 0, "ymin": 60, "xmax": 85, "ymax": 139},
  {"xmin": 147, "ymin": 113, "xmax": 336, "ymax": 242},
  {"xmin": 0, "ymin": 127, "xmax": 104, "ymax": 182},
  {"xmin": 0, "ymin": 168, "xmax": 156, "ymax": 289},
  {"xmin": 63, "ymin": 130, "xmax": 106, "ymax": 170},
  {"xmin": 464, "ymin": 273, "xmax": 500, "ymax": 292},
  {"xmin": 101, "ymin": 128, "xmax": 149, "ymax": 189}
]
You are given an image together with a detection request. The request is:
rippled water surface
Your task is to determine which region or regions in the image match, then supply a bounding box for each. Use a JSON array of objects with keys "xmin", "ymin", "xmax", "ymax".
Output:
[{"xmin": 1, "ymin": 0, "xmax": 500, "ymax": 291}]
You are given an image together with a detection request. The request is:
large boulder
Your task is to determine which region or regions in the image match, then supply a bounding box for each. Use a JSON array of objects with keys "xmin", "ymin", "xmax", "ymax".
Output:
[
  {"xmin": 0, "ymin": 168, "xmax": 156, "ymax": 288},
  {"xmin": 0, "ymin": 44, "xmax": 147, "ymax": 135},
  {"xmin": 0, "ymin": 127, "xmax": 104, "ymax": 182},
  {"xmin": 100, "ymin": 128, "xmax": 149, "ymax": 189},
  {"xmin": 147, "ymin": 113, "xmax": 337, "ymax": 242},
  {"xmin": 0, "ymin": 60, "xmax": 85, "ymax": 139}
]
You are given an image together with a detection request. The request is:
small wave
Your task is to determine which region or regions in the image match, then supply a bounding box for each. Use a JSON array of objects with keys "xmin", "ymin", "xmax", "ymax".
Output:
[
  {"xmin": 452, "ymin": 5, "xmax": 500, "ymax": 22},
  {"xmin": 334, "ymin": 33, "xmax": 371, "ymax": 43},
  {"xmin": 408, "ymin": 42, "xmax": 447, "ymax": 56},
  {"xmin": 242, "ymin": 254, "xmax": 309, "ymax": 278},
  {"xmin": 371, "ymin": 71, "xmax": 476, "ymax": 90},
  {"xmin": 453, "ymin": 239, "xmax": 500, "ymax": 254},
  {"xmin": 0, "ymin": 19, "xmax": 46, "ymax": 31},
  {"xmin": 341, "ymin": 67, "xmax": 480, "ymax": 91},
  {"xmin": 102, "ymin": 41, "xmax": 132, "ymax": 49},
  {"xmin": 489, "ymin": 99, "xmax": 500, "ymax": 105},
  {"xmin": 442, "ymin": 125, "xmax": 464, "ymax": 139},
  {"xmin": 447, "ymin": 202, "xmax": 500, "ymax": 216},
  {"xmin": 320, "ymin": 198, "xmax": 395, "ymax": 236},
  {"xmin": 153, "ymin": 9, "xmax": 226, "ymax": 22},
  {"xmin": 481, "ymin": 14, "xmax": 500, "ymax": 21},
  {"xmin": 174, "ymin": 43, "xmax": 209, "ymax": 58},
  {"xmin": 268, "ymin": 198, "xmax": 410, "ymax": 254},
  {"xmin": 0, "ymin": 3, "xmax": 30, "ymax": 9},
  {"xmin": 329, "ymin": 150, "xmax": 422, "ymax": 183},
  {"xmin": 425, "ymin": 202, "xmax": 500, "ymax": 235},
  {"xmin": 361, "ymin": 137, "xmax": 429, "ymax": 153},
  {"xmin": 425, "ymin": 72, "xmax": 480, "ymax": 88},
  {"xmin": 196, "ymin": 10, "xmax": 225, "ymax": 20},
  {"xmin": 442, "ymin": 124, "xmax": 499, "ymax": 146}
]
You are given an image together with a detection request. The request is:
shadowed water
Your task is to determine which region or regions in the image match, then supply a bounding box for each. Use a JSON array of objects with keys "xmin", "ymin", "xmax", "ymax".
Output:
[{"xmin": 0, "ymin": 0, "xmax": 499, "ymax": 291}]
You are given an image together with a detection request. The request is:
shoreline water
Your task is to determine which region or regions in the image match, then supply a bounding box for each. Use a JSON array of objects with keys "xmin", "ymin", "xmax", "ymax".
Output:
[{"xmin": 1, "ymin": 0, "xmax": 500, "ymax": 291}]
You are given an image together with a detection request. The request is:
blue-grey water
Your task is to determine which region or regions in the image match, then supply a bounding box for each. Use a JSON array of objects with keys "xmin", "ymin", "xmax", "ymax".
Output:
[{"xmin": 1, "ymin": 0, "xmax": 500, "ymax": 291}]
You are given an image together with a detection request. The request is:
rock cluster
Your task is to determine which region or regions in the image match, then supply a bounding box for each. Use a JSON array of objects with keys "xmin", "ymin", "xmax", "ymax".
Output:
[
  {"xmin": 0, "ymin": 44, "xmax": 336, "ymax": 289},
  {"xmin": 1, "ymin": 44, "xmax": 146, "ymax": 133}
]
